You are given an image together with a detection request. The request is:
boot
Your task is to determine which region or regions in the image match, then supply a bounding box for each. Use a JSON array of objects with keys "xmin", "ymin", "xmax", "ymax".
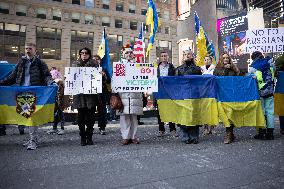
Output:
[
  {"xmin": 224, "ymin": 126, "xmax": 233, "ymax": 144},
  {"xmin": 86, "ymin": 126, "xmax": 94, "ymax": 145},
  {"xmin": 254, "ymin": 128, "xmax": 266, "ymax": 140},
  {"xmin": 266, "ymin": 128, "xmax": 274, "ymax": 140},
  {"xmin": 79, "ymin": 125, "xmax": 86, "ymax": 146}
]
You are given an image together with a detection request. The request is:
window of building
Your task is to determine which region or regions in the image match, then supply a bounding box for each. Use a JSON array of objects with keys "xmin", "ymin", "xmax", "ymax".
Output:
[
  {"xmin": 37, "ymin": 8, "xmax": 47, "ymax": 19},
  {"xmin": 164, "ymin": 11, "xmax": 170, "ymax": 20},
  {"xmin": 36, "ymin": 27, "xmax": 61, "ymax": 59},
  {"xmin": 72, "ymin": 0, "xmax": 80, "ymax": 5},
  {"xmin": 70, "ymin": 30, "xmax": 93, "ymax": 63},
  {"xmin": 53, "ymin": 0, "xmax": 62, "ymax": 2},
  {"xmin": 0, "ymin": 2, "xmax": 9, "ymax": 14},
  {"xmin": 130, "ymin": 21, "xmax": 137, "ymax": 30},
  {"xmin": 102, "ymin": 0, "xmax": 109, "ymax": 9},
  {"xmin": 0, "ymin": 23, "xmax": 26, "ymax": 63},
  {"xmin": 129, "ymin": 4, "xmax": 135, "ymax": 14},
  {"xmin": 115, "ymin": 20, "xmax": 122, "ymax": 28},
  {"xmin": 53, "ymin": 9, "xmax": 61, "ymax": 21},
  {"xmin": 72, "ymin": 12, "xmax": 80, "ymax": 23},
  {"xmin": 15, "ymin": 5, "xmax": 27, "ymax": 16},
  {"xmin": 117, "ymin": 35, "xmax": 123, "ymax": 46},
  {"xmin": 116, "ymin": 2, "xmax": 124, "ymax": 12},
  {"xmin": 156, "ymin": 9, "xmax": 161, "ymax": 18},
  {"xmin": 145, "ymin": 25, "xmax": 149, "ymax": 32},
  {"xmin": 85, "ymin": 14, "xmax": 93, "ymax": 24},
  {"xmin": 165, "ymin": 26, "xmax": 170, "ymax": 34},
  {"xmin": 141, "ymin": 8, "xmax": 147, "ymax": 15},
  {"xmin": 101, "ymin": 17, "xmax": 110, "ymax": 27},
  {"xmin": 108, "ymin": 34, "xmax": 122, "ymax": 62},
  {"xmin": 85, "ymin": 0, "xmax": 94, "ymax": 8}
]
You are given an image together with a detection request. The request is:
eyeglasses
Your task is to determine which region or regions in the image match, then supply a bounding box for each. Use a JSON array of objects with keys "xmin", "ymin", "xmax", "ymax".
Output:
[{"xmin": 80, "ymin": 51, "xmax": 89, "ymax": 55}]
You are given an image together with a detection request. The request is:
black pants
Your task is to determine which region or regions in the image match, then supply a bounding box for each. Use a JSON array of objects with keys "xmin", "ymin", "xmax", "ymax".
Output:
[
  {"xmin": 53, "ymin": 109, "xmax": 64, "ymax": 130},
  {"xmin": 157, "ymin": 109, "xmax": 176, "ymax": 132},
  {"xmin": 97, "ymin": 94, "xmax": 107, "ymax": 131},
  {"xmin": 77, "ymin": 107, "xmax": 96, "ymax": 137}
]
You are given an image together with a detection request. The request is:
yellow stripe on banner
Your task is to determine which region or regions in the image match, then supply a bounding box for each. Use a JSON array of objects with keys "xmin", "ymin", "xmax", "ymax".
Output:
[
  {"xmin": 275, "ymin": 93, "xmax": 284, "ymax": 116},
  {"xmin": 217, "ymin": 100, "xmax": 266, "ymax": 128},
  {"xmin": 157, "ymin": 98, "xmax": 218, "ymax": 126},
  {"xmin": 0, "ymin": 104, "xmax": 54, "ymax": 126}
]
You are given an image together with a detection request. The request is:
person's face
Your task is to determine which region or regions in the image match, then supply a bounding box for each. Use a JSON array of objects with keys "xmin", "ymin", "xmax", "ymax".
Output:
[
  {"xmin": 222, "ymin": 54, "xmax": 230, "ymax": 65},
  {"xmin": 93, "ymin": 56, "xmax": 101, "ymax": 63},
  {"xmin": 204, "ymin": 56, "xmax": 212, "ymax": 66},
  {"xmin": 80, "ymin": 50, "xmax": 90, "ymax": 61},
  {"xmin": 25, "ymin": 45, "xmax": 36, "ymax": 57},
  {"xmin": 160, "ymin": 53, "xmax": 168, "ymax": 63},
  {"xmin": 124, "ymin": 50, "xmax": 134, "ymax": 61},
  {"xmin": 183, "ymin": 51, "xmax": 194, "ymax": 62}
]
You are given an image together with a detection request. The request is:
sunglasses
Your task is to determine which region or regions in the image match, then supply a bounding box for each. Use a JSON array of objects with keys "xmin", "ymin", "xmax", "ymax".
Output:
[
  {"xmin": 80, "ymin": 51, "xmax": 89, "ymax": 55},
  {"xmin": 125, "ymin": 51, "xmax": 133, "ymax": 54}
]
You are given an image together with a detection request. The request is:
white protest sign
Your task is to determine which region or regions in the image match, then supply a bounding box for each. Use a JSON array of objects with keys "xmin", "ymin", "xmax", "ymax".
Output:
[
  {"xmin": 245, "ymin": 27, "xmax": 284, "ymax": 53},
  {"xmin": 64, "ymin": 67, "xmax": 102, "ymax": 95},
  {"xmin": 112, "ymin": 61, "xmax": 158, "ymax": 93}
]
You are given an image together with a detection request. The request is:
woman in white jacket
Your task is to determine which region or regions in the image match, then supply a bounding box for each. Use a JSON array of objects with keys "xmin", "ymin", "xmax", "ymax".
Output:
[
  {"xmin": 201, "ymin": 55, "xmax": 215, "ymax": 75},
  {"xmin": 118, "ymin": 45, "xmax": 143, "ymax": 145}
]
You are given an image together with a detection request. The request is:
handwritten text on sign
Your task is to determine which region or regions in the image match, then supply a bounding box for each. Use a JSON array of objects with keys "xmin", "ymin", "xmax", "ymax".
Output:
[
  {"xmin": 245, "ymin": 27, "xmax": 284, "ymax": 53},
  {"xmin": 64, "ymin": 67, "xmax": 102, "ymax": 95},
  {"xmin": 112, "ymin": 61, "xmax": 158, "ymax": 92}
]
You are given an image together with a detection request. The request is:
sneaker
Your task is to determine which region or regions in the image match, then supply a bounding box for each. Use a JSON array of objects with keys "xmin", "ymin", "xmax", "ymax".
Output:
[
  {"xmin": 170, "ymin": 130, "xmax": 179, "ymax": 137},
  {"xmin": 27, "ymin": 140, "xmax": 37, "ymax": 150},
  {"xmin": 47, "ymin": 129, "xmax": 58, "ymax": 135},
  {"xmin": 57, "ymin": 129, "xmax": 65, "ymax": 135},
  {"xmin": 157, "ymin": 131, "xmax": 165, "ymax": 137}
]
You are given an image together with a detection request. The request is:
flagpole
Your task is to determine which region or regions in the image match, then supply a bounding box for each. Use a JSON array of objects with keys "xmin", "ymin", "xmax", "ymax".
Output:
[{"xmin": 142, "ymin": 22, "xmax": 146, "ymax": 64}]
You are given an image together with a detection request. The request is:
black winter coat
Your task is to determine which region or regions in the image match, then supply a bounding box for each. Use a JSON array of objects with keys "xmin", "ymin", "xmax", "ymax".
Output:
[
  {"xmin": 175, "ymin": 62, "xmax": 202, "ymax": 76},
  {"xmin": 157, "ymin": 62, "xmax": 175, "ymax": 77},
  {"xmin": 0, "ymin": 56, "xmax": 53, "ymax": 86}
]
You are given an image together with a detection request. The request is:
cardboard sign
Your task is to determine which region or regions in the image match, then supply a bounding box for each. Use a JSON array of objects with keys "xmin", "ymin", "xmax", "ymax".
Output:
[
  {"xmin": 64, "ymin": 67, "xmax": 102, "ymax": 95},
  {"xmin": 112, "ymin": 61, "xmax": 158, "ymax": 92}
]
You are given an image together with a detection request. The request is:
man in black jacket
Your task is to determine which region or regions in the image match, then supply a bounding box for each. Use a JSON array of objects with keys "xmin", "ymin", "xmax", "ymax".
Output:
[
  {"xmin": 176, "ymin": 50, "xmax": 202, "ymax": 144},
  {"xmin": 0, "ymin": 42, "xmax": 54, "ymax": 150},
  {"xmin": 156, "ymin": 51, "xmax": 177, "ymax": 137}
]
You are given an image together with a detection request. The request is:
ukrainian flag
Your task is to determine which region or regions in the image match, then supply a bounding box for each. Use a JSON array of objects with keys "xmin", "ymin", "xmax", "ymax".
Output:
[
  {"xmin": 216, "ymin": 76, "xmax": 266, "ymax": 127},
  {"xmin": 0, "ymin": 86, "xmax": 57, "ymax": 126},
  {"xmin": 146, "ymin": 0, "xmax": 160, "ymax": 57},
  {"xmin": 195, "ymin": 12, "xmax": 217, "ymax": 66},
  {"xmin": 275, "ymin": 71, "xmax": 284, "ymax": 116},
  {"xmin": 156, "ymin": 76, "xmax": 266, "ymax": 127},
  {"xmin": 98, "ymin": 27, "xmax": 112, "ymax": 79},
  {"xmin": 155, "ymin": 75, "xmax": 219, "ymax": 126}
]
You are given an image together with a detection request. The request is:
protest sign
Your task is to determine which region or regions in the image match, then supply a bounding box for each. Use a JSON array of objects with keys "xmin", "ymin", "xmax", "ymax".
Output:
[{"xmin": 64, "ymin": 67, "xmax": 102, "ymax": 95}]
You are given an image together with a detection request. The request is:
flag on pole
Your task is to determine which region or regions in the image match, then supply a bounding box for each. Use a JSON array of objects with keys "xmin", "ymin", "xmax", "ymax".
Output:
[
  {"xmin": 146, "ymin": 0, "xmax": 160, "ymax": 57},
  {"xmin": 97, "ymin": 27, "xmax": 112, "ymax": 78},
  {"xmin": 195, "ymin": 12, "xmax": 217, "ymax": 66},
  {"xmin": 134, "ymin": 23, "xmax": 145, "ymax": 63}
]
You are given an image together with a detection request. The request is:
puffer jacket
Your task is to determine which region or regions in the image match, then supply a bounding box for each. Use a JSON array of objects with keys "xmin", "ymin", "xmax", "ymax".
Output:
[
  {"xmin": 72, "ymin": 59, "xmax": 103, "ymax": 109},
  {"xmin": 175, "ymin": 61, "xmax": 202, "ymax": 76},
  {"xmin": 118, "ymin": 92, "xmax": 143, "ymax": 115},
  {"xmin": 0, "ymin": 56, "xmax": 53, "ymax": 86}
]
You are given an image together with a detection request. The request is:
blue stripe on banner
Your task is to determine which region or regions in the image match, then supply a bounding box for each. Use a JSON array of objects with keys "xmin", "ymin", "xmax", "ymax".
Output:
[
  {"xmin": 216, "ymin": 76, "xmax": 260, "ymax": 102},
  {"xmin": 0, "ymin": 86, "xmax": 57, "ymax": 106},
  {"xmin": 155, "ymin": 75, "xmax": 217, "ymax": 100},
  {"xmin": 275, "ymin": 71, "xmax": 284, "ymax": 94}
]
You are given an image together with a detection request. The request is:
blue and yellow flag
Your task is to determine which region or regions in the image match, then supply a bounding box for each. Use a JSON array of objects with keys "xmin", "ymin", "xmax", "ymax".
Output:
[
  {"xmin": 275, "ymin": 71, "xmax": 284, "ymax": 116},
  {"xmin": 155, "ymin": 76, "xmax": 266, "ymax": 127},
  {"xmin": 194, "ymin": 12, "xmax": 217, "ymax": 66},
  {"xmin": 98, "ymin": 27, "xmax": 112, "ymax": 79},
  {"xmin": 146, "ymin": 0, "xmax": 161, "ymax": 57},
  {"xmin": 0, "ymin": 86, "xmax": 57, "ymax": 126}
]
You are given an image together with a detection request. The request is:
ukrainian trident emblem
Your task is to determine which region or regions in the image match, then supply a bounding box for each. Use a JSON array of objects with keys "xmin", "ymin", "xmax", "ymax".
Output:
[{"xmin": 16, "ymin": 92, "xmax": 36, "ymax": 118}]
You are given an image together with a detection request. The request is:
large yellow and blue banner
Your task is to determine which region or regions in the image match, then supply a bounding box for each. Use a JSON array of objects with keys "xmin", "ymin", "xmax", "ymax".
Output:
[
  {"xmin": 275, "ymin": 71, "xmax": 284, "ymax": 116},
  {"xmin": 155, "ymin": 76, "xmax": 266, "ymax": 127},
  {"xmin": 0, "ymin": 86, "xmax": 57, "ymax": 126}
]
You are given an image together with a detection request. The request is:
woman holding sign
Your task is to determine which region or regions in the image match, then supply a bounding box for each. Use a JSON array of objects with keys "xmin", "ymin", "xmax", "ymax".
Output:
[
  {"xmin": 72, "ymin": 47, "xmax": 108, "ymax": 146},
  {"xmin": 117, "ymin": 44, "xmax": 143, "ymax": 145}
]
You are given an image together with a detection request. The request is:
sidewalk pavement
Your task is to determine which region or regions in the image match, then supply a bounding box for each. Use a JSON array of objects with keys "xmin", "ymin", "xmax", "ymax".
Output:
[{"xmin": 0, "ymin": 117, "xmax": 283, "ymax": 189}]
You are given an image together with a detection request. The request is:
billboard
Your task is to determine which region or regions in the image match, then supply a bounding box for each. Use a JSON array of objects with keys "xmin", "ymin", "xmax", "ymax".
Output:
[{"xmin": 217, "ymin": 12, "xmax": 250, "ymax": 69}]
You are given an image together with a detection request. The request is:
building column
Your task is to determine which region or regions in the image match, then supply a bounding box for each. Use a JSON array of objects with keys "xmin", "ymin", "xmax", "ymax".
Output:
[
  {"xmin": 171, "ymin": 39, "xmax": 179, "ymax": 66},
  {"xmin": 93, "ymin": 27, "xmax": 102, "ymax": 56},
  {"xmin": 26, "ymin": 24, "xmax": 36, "ymax": 45},
  {"xmin": 61, "ymin": 27, "xmax": 71, "ymax": 66}
]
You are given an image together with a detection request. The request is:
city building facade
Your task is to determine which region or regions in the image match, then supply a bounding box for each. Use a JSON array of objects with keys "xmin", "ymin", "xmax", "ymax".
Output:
[{"xmin": 0, "ymin": 0, "xmax": 178, "ymax": 71}]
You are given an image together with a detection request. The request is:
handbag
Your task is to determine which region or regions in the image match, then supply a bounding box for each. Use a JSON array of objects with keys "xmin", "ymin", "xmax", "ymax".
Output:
[{"xmin": 110, "ymin": 94, "xmax": 123, "ymax": 112}]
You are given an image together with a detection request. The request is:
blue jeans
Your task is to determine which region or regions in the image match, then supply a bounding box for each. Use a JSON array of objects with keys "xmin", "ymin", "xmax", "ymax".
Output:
[{"xmin": 261, "ymin": 96, "xmax": 274, "ymax": 129}]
